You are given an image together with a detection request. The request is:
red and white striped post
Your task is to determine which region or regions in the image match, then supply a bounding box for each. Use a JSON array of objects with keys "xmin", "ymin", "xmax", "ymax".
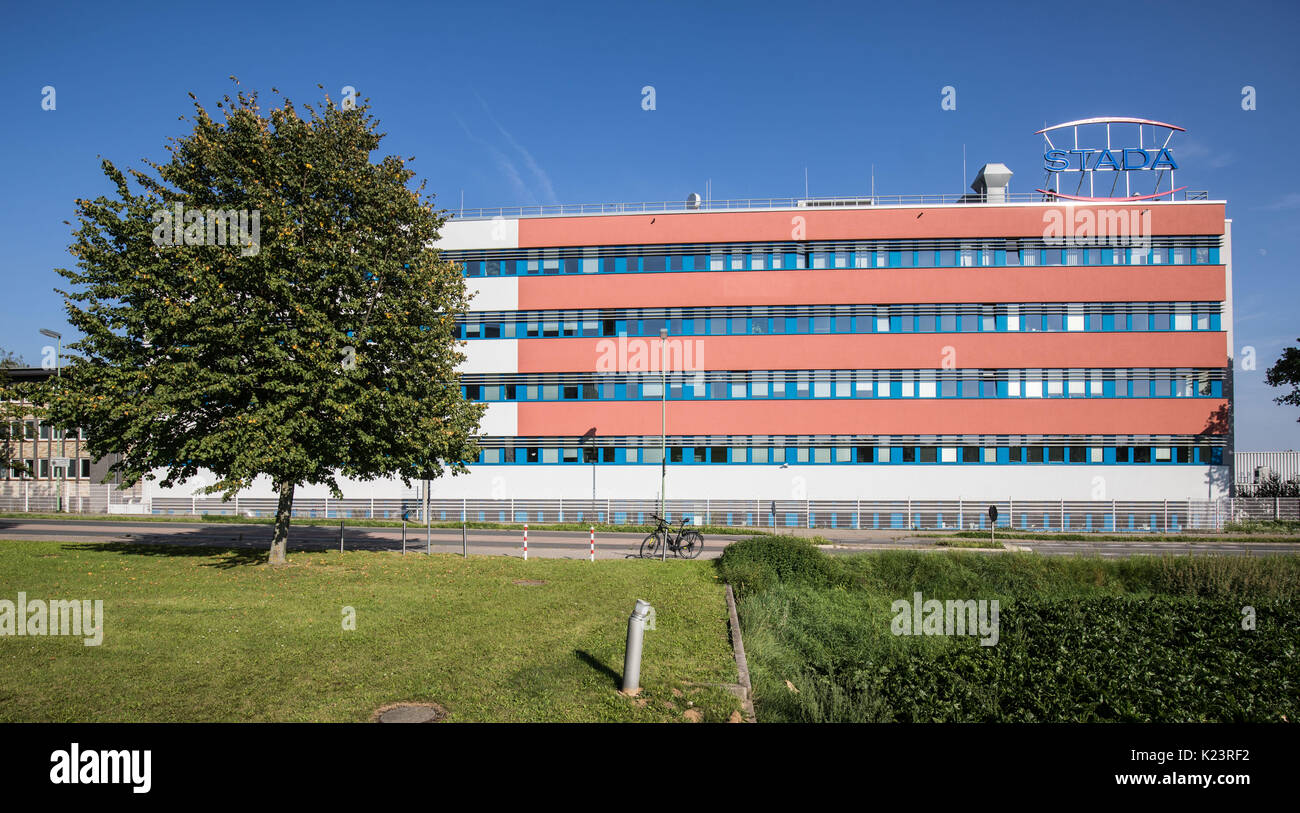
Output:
[
  {"xmin": 523, "ymin": 523, "xmax": 528, "ymax": 561},
  {"xmin": 589, "ymin": 526, "xmax": 595, "ymax": 562}
]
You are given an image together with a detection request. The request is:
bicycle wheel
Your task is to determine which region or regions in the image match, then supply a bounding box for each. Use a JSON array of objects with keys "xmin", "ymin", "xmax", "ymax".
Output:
[
  {"xmin": 640, "ymin": 532, "xmax": 663, "ymax": 558},
  {"xmin": 679, "ymin": 530, "xmax": 704, "ymax": 559}
]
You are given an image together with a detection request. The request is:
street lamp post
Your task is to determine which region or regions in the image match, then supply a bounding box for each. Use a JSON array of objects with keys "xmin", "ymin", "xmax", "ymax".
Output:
[
  {"xmin": 39, "ymin": 329, "xmax": 61, "ymax": 379},
  {"xmin": 39, "ymin": 329, "xmax": 62, "ymax": 512},
  {"xmin": 659, "ymin": 328, "xmax": 669, "ymax": 562},
  {"xmin": 659, "ymin": 327, "xmax": 667, "ymax": 523}
]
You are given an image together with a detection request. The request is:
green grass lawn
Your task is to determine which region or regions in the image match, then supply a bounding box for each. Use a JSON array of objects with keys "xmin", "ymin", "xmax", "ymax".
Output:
[{"xmin": 0, "ymin": 540, "xmax": 740, "ymax": 722}]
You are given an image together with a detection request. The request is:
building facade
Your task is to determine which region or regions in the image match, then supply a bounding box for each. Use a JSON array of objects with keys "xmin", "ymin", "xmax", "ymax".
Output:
[
  {"xmin": 434, "ymin": 168, "xmax": 1233, "ymax": 503},
  {"xmin": 0, "ymin": 367, "xmax": 140, "ymax": 510}
]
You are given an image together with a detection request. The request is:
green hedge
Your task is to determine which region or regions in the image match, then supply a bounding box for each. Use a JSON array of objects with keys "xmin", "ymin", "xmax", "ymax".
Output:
[{"xmin": 716, "ymin": 535, "xmax": 850, "ymax": 595}]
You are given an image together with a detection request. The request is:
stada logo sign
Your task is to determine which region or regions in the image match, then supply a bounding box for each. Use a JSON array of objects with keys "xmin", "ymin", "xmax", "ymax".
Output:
[{"xmin": 1037, "ymin": 117, "xmax": 1185, "ymax": 202}]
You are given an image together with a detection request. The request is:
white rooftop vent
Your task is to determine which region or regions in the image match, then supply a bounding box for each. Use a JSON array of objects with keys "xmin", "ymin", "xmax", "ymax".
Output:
[{"xmin": 970, "ymin": 163, "xmax": 1013, "ymax": 203}]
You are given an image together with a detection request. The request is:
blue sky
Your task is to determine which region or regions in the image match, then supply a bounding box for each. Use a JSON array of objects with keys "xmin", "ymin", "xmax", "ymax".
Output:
[{"xmin": 2, "ymin": 0, "xmax": 1298, "ymax": 449}]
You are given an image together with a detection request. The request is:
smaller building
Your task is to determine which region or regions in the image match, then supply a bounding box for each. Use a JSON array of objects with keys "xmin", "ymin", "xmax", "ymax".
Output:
[
  {"xmin": 0, "ymin": 367, "xmax": 138, "ymax": 511},
  {"xmin": 1234, "ymin": 451, "xmax": 1300, "ymax": 496}
]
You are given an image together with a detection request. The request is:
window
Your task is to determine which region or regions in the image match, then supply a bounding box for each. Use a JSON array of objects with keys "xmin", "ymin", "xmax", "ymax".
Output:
[
  {"xmin": 813, "ymin": 373, "xmax": 831, "ymax": 398},
  {"xmin": 730, "ymin": 373, "xmax": 747, "ymax": 399}
]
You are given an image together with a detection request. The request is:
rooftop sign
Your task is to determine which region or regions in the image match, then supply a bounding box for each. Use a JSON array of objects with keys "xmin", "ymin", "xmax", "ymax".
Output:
[{"xmin": 1037, "ymin": 117, "xmax": 1185, "ymax": 202}]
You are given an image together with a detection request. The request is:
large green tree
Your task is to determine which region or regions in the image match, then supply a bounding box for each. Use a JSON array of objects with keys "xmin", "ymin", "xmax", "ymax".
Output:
[{"xmin": 48, "ymin": 82, "xmax": 483, "ymax": 563}]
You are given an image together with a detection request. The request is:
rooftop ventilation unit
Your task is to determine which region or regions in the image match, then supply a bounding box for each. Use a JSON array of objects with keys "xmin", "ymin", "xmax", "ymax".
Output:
[
  {"xmin": 970, "ymin": 163, "xmax": 1013, "ymax": 203},
  {"xmin": 685, "ymin": 192, "xmax": 702, "ymax": 209},
  {"xmin": 795, "ymin": 197, "xmax": 873, "ymax": 208}
]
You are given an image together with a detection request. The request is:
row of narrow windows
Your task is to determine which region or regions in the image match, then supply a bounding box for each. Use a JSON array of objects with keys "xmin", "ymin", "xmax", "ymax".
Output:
[
  {"xmin": 463, "ymin": 369, "xmax": 1225, "ymax": 401},
  {"xmin": 459, "ymin": 303, "xmax": 1222, "ymax": 339},
  {"xmin": 472, "ymin": 444, "xmax": 1224, "ymax": 465},
  {"xmin": 452, "ymin": 242, "xmax": 1221, "ymax": 276}
]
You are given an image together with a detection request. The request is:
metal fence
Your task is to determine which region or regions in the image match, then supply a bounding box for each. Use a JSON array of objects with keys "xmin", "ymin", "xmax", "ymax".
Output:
[
  {"xmin": 451, "ymin": 190, "xmax": 1214, "ymax": 220},
  {"xmin": 5, "ymin": 485, "xmax": 1298, "ymax": 532},
  {"xmin": 0, "ymin": 483, "xmax": 133, "ymax": 514},
  {"xmin": 136, "ymin": 495, "xmax": 1300, "ymax": 532}
]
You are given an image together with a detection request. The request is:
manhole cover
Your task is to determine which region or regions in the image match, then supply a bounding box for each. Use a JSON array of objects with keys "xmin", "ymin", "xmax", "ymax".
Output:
[
  {"xmin": 513, "ymin": 579, "xmax": 547, "ymax": 586},
  {"xmin": 372, "ymin": 702, "xmax": 447, "ymax": 723}
]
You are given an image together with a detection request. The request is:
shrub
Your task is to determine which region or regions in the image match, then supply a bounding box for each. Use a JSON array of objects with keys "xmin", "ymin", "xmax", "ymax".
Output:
[
  {"xmin": 1222, "ymin": 518, "xmax": 1300, "ymax": 534},
  {"xmin": 717, "ymin": 535, "xmax": 848, "ymax": 595}
]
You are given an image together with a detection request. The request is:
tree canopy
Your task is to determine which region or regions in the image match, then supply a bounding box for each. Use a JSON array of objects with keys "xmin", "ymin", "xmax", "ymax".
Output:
[
  {"xmin": 1265, "ymin": 339, "xmax": 1300, "ymax": 423},
  {"xmin": 47, "ymin": 82, "xmax": 483, "ymax": 562}
]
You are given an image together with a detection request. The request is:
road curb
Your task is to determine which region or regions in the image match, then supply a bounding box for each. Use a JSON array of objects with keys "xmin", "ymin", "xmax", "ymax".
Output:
[{"xmin": 724, "ymin": 584, "xmax": 758, "ymax": 723}]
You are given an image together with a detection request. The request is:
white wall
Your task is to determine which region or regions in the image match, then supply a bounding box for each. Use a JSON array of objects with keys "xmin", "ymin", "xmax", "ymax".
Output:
[
  {"xmin": 478, "ymin": 403, "xmax": 518, "ymax": 436},
  {"xmin": 436, "ymin": 218, "xmax": 518, "ymax": 250},
  {"xmin": 465, "ymin": 277, "xmax": 518, "ymax": 312},
  {"xmin": 457, "ymin": 339, "xmax": 517, "ymax": 373},
  {"xmin": 421, "ymin": 464, "xmax": 1229, "ymax": 501},
  {"xmin": 143, "ymin": 471, "xmax": 419, "ymax": 500},
  {"xmin": 144, "ymin": 463, "xmax": 1228, "ymax": 502}
]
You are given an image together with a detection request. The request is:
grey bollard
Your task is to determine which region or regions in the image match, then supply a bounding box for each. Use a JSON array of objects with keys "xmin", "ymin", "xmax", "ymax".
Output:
[{"xmin": 622, "ymin": 599, "xmax": 655, "ymax": 694}]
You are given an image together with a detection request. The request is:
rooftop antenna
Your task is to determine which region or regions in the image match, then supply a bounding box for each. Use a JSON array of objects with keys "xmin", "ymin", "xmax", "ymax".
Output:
[
  {"xmin": 459, "ymin": 189, "xmax": 464, "ymax": 216},
  {"xmin": 804, "ymin": 167, "xmax": 809, "ymax": 199},
  {"xmin": 962, "ymin": 144, "xmax": 966, "ymax": 192},
  {"xmin": 871, "ymin": 164, "xmax": 875, "ymax": 201}
]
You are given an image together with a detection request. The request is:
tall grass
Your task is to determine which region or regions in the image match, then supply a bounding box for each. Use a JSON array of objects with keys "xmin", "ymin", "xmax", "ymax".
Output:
[{"xmin": 718, "ymin": 537, "xmax": 1300, "ymax": 722}]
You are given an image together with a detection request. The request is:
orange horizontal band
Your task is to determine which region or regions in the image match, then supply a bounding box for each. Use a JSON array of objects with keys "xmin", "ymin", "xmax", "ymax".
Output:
[
  {"xmin": 515, "ymin": 398, "xmax": 1227, "ymax": 436},
  {"xmin": 516, "ymin": 266, "xmax": 1225, "ymax": 310},
  {"xmin": 517, "ymin": 203, "xmax": 1226, "ymax": 248},
  {"xmin": 517, "ymin": 332, "xmax": 1230, "ymax": 373}
]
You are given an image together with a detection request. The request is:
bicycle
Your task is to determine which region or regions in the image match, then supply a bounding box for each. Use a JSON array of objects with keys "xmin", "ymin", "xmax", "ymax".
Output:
[{"xmin": 640, "ymin": 514, "xmax": 704, "ymax": 559}]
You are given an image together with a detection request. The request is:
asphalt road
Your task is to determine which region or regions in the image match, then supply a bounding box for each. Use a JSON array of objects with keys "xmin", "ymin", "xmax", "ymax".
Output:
[
  {"xmin": 3, "ymin": 518, "xmax": 1299, "ymax": 560},
  {"xmin": 0, "ymin": 517, "xmax": 728, "ymax": 560}
]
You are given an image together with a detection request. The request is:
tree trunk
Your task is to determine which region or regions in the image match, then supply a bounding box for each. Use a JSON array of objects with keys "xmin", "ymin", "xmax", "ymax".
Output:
[{"xmin": 269, "ymin": 480, "xmax": 295, "ymax": 565}]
